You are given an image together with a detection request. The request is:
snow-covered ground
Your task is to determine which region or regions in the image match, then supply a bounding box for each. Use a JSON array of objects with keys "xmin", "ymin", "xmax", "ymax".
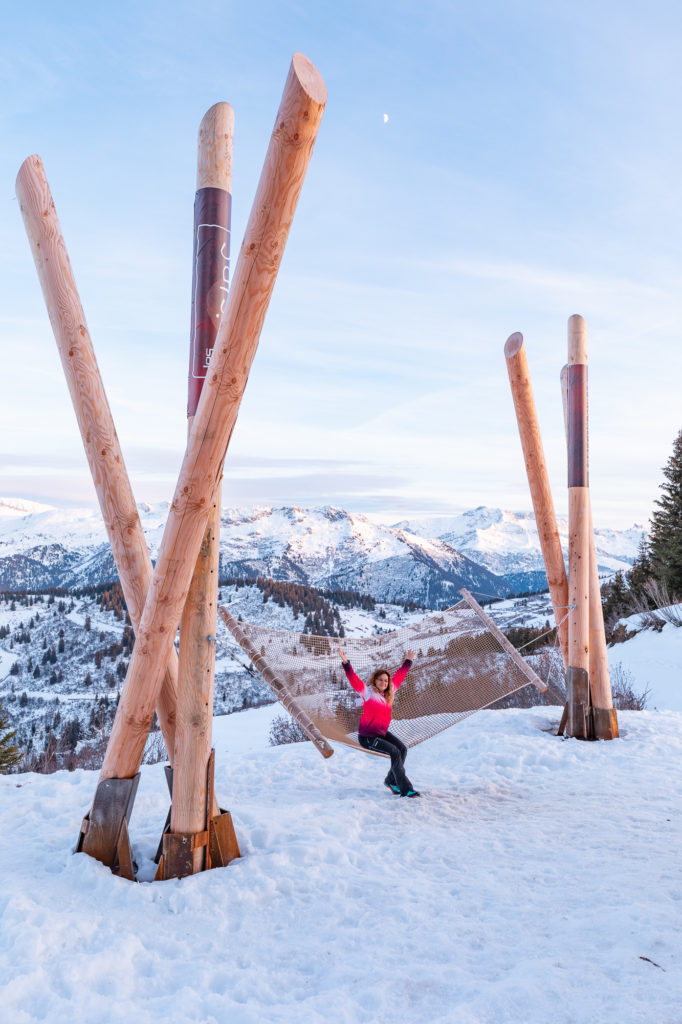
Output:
[
  {"xmin": 1, "ymin": 705, "xmax": 681, "ymax": 1023},
  {"xmin": 608, "ymin": 617, "xmax": 682, "ymax": 712}
]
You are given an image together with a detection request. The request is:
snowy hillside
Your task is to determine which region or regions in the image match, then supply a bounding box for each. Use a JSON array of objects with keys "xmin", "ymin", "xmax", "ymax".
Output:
[
  {"xmin": 0, "ymin": 580, "xmax": 434, "ymax": 765},
  {"xmin": 396, "ymin": 507, "xmax": 644, "ymax": 594},
  {"xmin": 606, "ymin": 609, "xmax": 682, "ymax": 712},
  {"xmin": 1, "ymin": 706, "xmax": 681, "ymax": 1023}
]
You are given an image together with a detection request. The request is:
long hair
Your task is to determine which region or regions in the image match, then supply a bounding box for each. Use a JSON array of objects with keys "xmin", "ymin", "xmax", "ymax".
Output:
[{"xmin": 368, "ymin": 666, "xmax": 394, "ymax": 706}]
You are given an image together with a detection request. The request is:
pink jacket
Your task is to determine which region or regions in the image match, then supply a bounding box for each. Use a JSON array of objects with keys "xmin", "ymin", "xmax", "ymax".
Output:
[{"xmin": 342, "ymin": 659, "xmax": 412, "ymax": 737}]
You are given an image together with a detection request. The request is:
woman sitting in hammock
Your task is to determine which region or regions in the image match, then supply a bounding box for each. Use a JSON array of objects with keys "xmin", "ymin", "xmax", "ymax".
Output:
[{"xmin": 337, "ymin": 646, "xmax": 420, "ymax": 798}]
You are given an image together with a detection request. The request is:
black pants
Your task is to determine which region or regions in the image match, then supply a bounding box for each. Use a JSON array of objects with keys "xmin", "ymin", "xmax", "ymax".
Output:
[{"xmin": 358, "ymin": 730, "xmax": 413, "ymax": 795}]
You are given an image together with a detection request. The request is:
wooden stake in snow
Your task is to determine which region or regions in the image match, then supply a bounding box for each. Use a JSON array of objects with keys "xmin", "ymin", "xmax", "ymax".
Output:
[
  {"xmin": 15, "ymin": 154, "xmax": 179, "ymax": 762},
  {"xmin": 87, "ymin": 53, "xmax": 326, "ymax": 837},
  {"xmin": 566, "ymin": 315, "xmax": 592, "ymax": 739},
  {"xmin": 560, "ymin": 355, "xmax": 618, "ymax": 741},
  {"xmin": 504, "ymin": 332, "xmax": 569, "ymax": 667},
  {"xmin": 171, "ymin": 102, "xmax": 235, "ymax": 873}
]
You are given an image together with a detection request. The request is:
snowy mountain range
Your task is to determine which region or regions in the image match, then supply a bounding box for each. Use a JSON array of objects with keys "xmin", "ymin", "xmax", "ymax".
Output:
[
  {"xmin": 394, "ymin": 507, "xmax": 645, "ymax": 595},
  {"xmin": 0, "ymin": 498, "xmax": 644, "ymax": 604}
]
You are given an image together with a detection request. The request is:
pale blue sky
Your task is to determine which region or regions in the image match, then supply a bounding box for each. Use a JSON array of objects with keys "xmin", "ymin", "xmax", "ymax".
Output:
[{"xmin": 2, "ymin": 1, "xmax": 681, "ymax": 528}]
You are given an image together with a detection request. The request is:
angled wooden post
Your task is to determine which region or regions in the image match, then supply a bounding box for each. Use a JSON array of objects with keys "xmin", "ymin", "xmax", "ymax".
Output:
[
  {"xmin": 169, "ymin": 102, "xmax": 234, "ymax": 876},
  {"xmin": 81, "ymin": 53, "xmax": 327, "ymax": 868},
  {"xmin": 504, "ymin": 332, "xmax": 569, "ymax": 667},
  {"xmin": 15, "ymin": 155, "xmax": 178, "ymax": 762},
  {"xmin": 220, "ymin": 607, "xmax": 335, "ymax": 758}
]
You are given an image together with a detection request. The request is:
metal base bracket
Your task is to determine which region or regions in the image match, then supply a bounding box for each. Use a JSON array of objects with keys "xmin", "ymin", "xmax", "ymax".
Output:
[
  {"xmin": 155, "ymin": 810, "xmax": 240, "ymax": 880},
  {"xmin": 566, "ymin": 668, "xmax": 592, "ymax": 740},
  {"xmin": 76, "ymin": 773, "xmax": 140, "ymax": 879},
  {"xmin": 592, "ymin": 706, "xmax": 619, "ymax": 740},
  {"xmin": 155, "ymin": 750, "xmax": 241, "ymax": 880}
]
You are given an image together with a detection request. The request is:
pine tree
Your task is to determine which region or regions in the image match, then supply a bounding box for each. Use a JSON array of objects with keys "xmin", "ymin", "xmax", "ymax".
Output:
[
  {"xmin": 0, "ymin": 700, "xmax": 21, "ymax": 772},
  {"xmin": 647, "ymin": 429, "xmax": 682, "ymax": 597},
  {"xmin": 601, "ymin": 570, "xmax": 629, "ymax": 624},
  {"xmin": 627, "ymin": 537, "xmax": 655, "ymax": 605}
]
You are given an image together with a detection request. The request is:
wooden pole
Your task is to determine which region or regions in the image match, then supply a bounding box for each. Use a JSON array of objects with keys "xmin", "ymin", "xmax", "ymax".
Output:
[
  {"xmin": 560, "ymin": 365, "xmax": 618, "ymax": 740},
  {"xmin": 172, "ymin": 102, "xmax": 234, "ymax": 870},
  {"xmin": 459, "ymin": 590, "xmax": 548, "ymax": 692},
  {"xmin": 504, "ymin": 332, "xmax": 569, "ymax": 667},
  {"xmin": 15, "ymin": 154, "xmax": 178, "ymax": 760},
  {"xmin": 90, "ymin": 54, "xmax": 326, "ymax": 809},
  {"xmin": 566, "ymin": 315, "xmax": 592, "ymax": 738},
  {"xmin": 219, "ymin": 608, "xmax": 335, "ymax": 758}
]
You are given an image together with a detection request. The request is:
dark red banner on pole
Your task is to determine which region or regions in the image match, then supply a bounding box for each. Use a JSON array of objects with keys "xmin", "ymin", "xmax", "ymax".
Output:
[
  {"xmin": 187, "ymin": 186, "xmax": 231, "ymax": 417},
  {"xmin": 567, "ymin": 363, "xmax": 588, "ymax": 488}
]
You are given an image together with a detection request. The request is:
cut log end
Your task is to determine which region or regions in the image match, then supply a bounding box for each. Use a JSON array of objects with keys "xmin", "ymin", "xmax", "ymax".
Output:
[
  {"xmin": 199, "ymin": 102, "xmax": 234, "ymax": 131},
  {"xmin": 504, "ymin": 332, "xmax": 524, "ymax": 359},
  {"xmin": 15, "ymin": 154, "xmax": 45, "ymax": 196},
  {"xmin": 567, "ymin": 314, "xmax": 588, "ymax": 365},
  {"xmin": 291, "ymin": 52, "xmax": 328, "ymax": 106},
  {"xmin": 197, "ymin": 102, "xmax": 235, "ymax": 192}
]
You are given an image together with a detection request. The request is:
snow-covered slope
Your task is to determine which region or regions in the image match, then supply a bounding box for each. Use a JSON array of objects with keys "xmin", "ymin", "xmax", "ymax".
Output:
[
  {"xmin": 607, "ymin": 609, "xmax": 682, "ymax": 712},
  {"xmin": 396, "ymin": 506, "xmax": 644, "ymax": 593},
  {"xmin": 1, "ymin": 706, "xmax": 680, "ymax": 1023}
]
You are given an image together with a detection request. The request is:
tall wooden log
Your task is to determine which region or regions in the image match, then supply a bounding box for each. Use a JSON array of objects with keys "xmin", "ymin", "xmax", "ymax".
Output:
[
  {"xmin": 560, "ymin": 365, "xmax": 618, "ymax": 740},
  {"xmin": 172, "ymin": 102, "xmax": 234, "ymax": 870},
  {"xmin": 15, "ymin": 154, "xmax": 178, "ymax": 760},
  {"xmin": 504, "ymin": 332, "xmax": 569, "ymax": 667},
  {"xmin": 92, "ymin": 54, "xmax": 327, "ymax": 806},
  {"xmin": 566, "ymin": 315, "xmax": 592, "ymax": 738}
]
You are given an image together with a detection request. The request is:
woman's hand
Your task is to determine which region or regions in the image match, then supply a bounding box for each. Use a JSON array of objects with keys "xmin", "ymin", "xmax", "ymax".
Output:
[
  {"xmin": 337, "ymin": 646, "xmax": 348, "ymax": 663},
  {"xmin": 406, "ymin": 649, "xmax": 415, "ymax": 661}
]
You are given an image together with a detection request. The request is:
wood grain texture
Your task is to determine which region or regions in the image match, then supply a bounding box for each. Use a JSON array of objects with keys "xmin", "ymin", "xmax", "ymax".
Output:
[
  {"xmin": 172, "ymin": 480, "xmax": 222, "ymax": 862},
  {"xmin": 588, "ymin": 506, "xmax": 616, "ymax": 715},
  {"xmin": 561, "ymin": 363, "xmax": 616, "ymax": 728},
  {"xmin": 99, "ymin": 54, "xmax": 327, "ymax": 781},
  {"xmin": 15, "ymin": 154, "xmax": 178, "ymax": 759},
  {"xmin": 505, "ymin": 333, "xmax": 569, "ymax": 666},
  {"xmin": 197, "ymin": 102, "xmax": 234, "ymax": 191},
  {"xmin": 567, "ymin": 313, "xmax": 588, "ymax": 366},
  {"xmin": 173, "ymin": 100, "xmax": 235, "ymax": 861}
]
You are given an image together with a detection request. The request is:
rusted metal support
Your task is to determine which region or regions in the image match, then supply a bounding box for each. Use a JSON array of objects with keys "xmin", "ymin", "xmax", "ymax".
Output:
[
  {"xmin": 155, "ymin": 749, "xmax": 240, "ymax": 880},
  {"xmin": 76, "ymin": 774, "xmax": 140, "ymax": 880},
  {"xmin": 566, "ymin": 667, "xmax": 592, "ymax": 740}
]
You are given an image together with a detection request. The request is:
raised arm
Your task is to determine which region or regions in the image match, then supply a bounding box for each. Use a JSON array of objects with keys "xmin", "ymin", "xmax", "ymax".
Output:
[
  {"xmin": 391, "ymin": 649, "xmax": 415, "ymax": 689},
  {"xmin": 337, "ymin": 646, "xmax": 367, "ymax": 696}
]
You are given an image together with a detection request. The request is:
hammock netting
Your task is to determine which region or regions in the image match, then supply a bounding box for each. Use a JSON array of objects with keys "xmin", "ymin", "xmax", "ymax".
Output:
[{"xmin": 220, "ymin": 592, "xmax": 545, "ymax": 756}]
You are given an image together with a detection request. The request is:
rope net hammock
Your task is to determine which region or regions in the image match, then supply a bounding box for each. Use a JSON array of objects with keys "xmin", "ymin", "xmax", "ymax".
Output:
[{"xmin": 219, "ymin": 590, "xmax": 546, "ymax": 759}]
